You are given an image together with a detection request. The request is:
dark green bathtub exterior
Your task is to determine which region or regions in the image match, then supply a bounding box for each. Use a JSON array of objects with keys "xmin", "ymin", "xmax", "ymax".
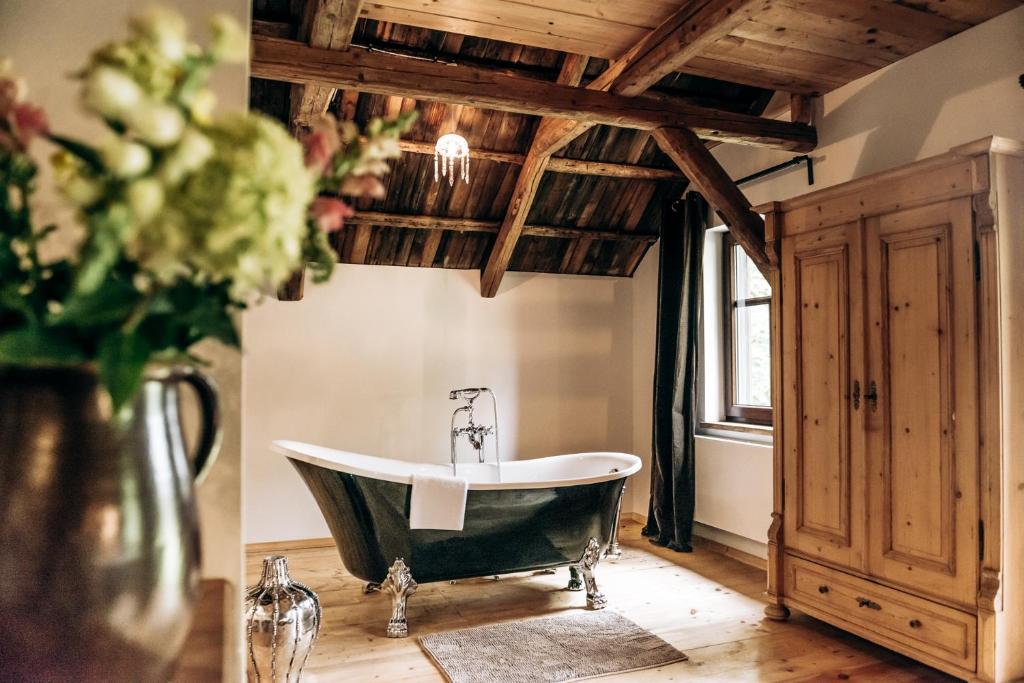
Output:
[{"xmin": 289, "ymin": 458, "xmax": 625, "ymax": 584}]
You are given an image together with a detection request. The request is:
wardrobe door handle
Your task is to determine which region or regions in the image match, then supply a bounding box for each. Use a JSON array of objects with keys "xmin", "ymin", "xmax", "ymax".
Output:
[
  {"xmin": 864, "ymin": 381, "xmax": 878, "ymax": 412},
  {"xmin": 818, "ymin": 585, "xmax": 830, "ymax": 594},
  {"xmin": 856, "ymin": 597, "xmax": 882, "ymax": 610},
  {"xmin": 852, "ymin": 380, "xmax": 861, "ymax": 410}
]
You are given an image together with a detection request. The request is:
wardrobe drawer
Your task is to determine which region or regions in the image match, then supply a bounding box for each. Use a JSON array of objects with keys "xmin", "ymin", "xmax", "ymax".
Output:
[{"xmin": 784, "ymin": 555, "xmax": 976, "ymax": 671}]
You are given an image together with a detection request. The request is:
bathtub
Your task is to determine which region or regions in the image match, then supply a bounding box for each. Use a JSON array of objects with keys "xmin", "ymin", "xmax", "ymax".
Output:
[{"xmin": 273, "ymin": 440, "xmax": 641, "ymax": 637}]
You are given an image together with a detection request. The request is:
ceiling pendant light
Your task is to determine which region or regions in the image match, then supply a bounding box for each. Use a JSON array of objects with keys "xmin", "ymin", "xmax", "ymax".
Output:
[{"xmin": 434, "ymin": 133, "xmax": 470, "ymax": 186}]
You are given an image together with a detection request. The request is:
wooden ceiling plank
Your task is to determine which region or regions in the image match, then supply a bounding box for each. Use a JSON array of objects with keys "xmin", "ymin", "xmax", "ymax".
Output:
[
  {"xmin": 730, "ymin": 18, "xmax": 897, "ymax": 68},
  {"xmin": 682, "ymin": 55, "xmax": 830, "ymax": 95},
  {"xmin": 360, "ymin": 4, "xmax": 626, "ymax": 58},
  {"xmin": 652, "ymin": 126, "xmax": 770, "ymax": 274},
  {"xmin": 779, "ymin": 0, "xmax": 969, "ymax": 43},
  {"xmin": 290, "ymin": 0, "xmax": 364, "ymax": 128},
  {"xmin": 609, "ymin": 0, "xmax": 770, "ymax": 97},
  {"xmin": 892, "ymin": 0, "xmax": 1023, "ymax": 25},
  {"xmin": 252, "ymin": 35, "xmax": 819, "ymax": 152},
  {"xmin": 360, "ymin": 0, "xmax": 689, "ymax": 59},
  {"xmin": 704, "ymin": 35, "xmax": 871, "ymax": 85}
]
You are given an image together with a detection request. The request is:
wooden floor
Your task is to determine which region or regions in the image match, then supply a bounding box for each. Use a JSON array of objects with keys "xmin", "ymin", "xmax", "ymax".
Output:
[{"xmin": 245, "ymin": 522, "xmax": 956, "ymax": 682}]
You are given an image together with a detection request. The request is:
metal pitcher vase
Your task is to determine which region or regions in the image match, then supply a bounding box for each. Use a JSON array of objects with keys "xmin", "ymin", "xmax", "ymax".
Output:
[{"xmin": 0, "ymin": 363, "xmax": 221, "ymax": 682}]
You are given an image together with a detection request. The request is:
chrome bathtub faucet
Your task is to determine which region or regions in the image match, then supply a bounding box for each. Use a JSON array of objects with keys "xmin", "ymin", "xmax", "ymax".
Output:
[{"xmin": 449, "ymin": 388, "xmax": 500, "ymax": 479}]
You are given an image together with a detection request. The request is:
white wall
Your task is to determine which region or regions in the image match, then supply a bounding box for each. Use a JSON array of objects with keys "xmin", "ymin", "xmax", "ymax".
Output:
[
  {"xmin": 244, "ymin": 267, "xmax": 635, "ymax": 542},
  {"xmin": 0, "ymin": 2, "xmax": 248, "ymax": 677}
]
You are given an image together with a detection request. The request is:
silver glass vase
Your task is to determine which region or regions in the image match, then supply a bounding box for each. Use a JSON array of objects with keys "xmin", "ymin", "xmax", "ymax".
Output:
[
  {"xmin": 246, "ymin": 555, "xmax": 322, "ymax": 682},
  {"xmin": 0, "ymin": 364, "xmax": 221, "ymax": 681}
]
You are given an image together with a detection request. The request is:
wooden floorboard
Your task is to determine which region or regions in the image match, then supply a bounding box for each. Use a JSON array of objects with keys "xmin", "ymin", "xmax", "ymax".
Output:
[{"xmin": 245, "ymin": 522, "xmax": 956, "ymax": 681}]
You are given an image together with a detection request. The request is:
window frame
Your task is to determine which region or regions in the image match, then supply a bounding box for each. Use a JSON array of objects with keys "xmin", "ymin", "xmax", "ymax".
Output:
[{"xmin": 721, "ymin": 234, "xmax": 773, "ymax": 426}]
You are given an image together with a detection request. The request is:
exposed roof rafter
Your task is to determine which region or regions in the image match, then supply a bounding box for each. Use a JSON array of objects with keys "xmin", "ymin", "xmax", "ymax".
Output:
[
  {"xmin": 344, "ymin": 211, "xmax": 658, "ymax": 243},
  {"xmin": 395, "ymin": 140, "xmax": 684, "ymax": 180},
  {"xmin": 653, "ymin": 126, "xmax": 770, "ymax": 275},
  {"xmin": 478, "ymin": 0, "xmax": 777, "ymax": 296},
  {"xmin": 250, "ymin": 36, "xmax": 817, "ymax": 152},
  {"xmin": 289, "ymin": 0, "xmax": 364, "ymax": 129}
]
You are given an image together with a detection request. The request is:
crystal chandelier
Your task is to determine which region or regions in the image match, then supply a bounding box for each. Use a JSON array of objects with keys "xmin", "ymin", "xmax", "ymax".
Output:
[{"xmin": 434, "ymin": 133, "xmax": 470, "ymax": 186}]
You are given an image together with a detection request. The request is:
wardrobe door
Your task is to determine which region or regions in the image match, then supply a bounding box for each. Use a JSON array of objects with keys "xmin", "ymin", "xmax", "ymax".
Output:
[
  {"xmin": 782, "ymin": 222, "xmax": 867, "ymax": 570},
  {"xmin": 864, "ymin": 199, "xmax": 978, "ymax": 608}
]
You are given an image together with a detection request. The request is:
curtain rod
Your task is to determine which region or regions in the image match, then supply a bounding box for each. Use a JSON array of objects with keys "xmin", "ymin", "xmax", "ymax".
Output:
[{"xmin": 736, "ymin": 155, "xmax": 814, "ymax": 187}]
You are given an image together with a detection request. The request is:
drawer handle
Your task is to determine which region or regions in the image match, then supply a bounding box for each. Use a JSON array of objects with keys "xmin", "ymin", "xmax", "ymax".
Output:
[
  {"xmin": 818, "ymin": 585, "xmax": 830, "ymax": 594},
  {"xmin": 908, "ymin": 619, "xmax": 922, "ymax": 629},
  {"xmin": 856, "ymin": 597, "xmax": 882, "ymax": 610}
]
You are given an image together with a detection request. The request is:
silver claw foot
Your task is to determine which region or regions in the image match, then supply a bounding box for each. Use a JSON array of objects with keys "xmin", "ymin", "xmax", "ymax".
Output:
[
  {"xmin": 363, "ymin": 581, "xmax": 381, "ymax": 594},
  {"xmin": 603, "ymin": 541, "xmax": 623, "ymax": 561},
  {"xmin": 567, "ymin": 565, "xmax": 583, "ymax": 591},
  {"xmin": 580, "ymin": 537, "xmax": 607, "ymax": 609},
  {"xmin": 380, "ymin": 558, "xmax": 417, "ymax": 638}
]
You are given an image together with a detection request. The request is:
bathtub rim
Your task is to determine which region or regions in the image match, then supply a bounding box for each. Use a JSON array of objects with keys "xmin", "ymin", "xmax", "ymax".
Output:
[{"xmin": 272, "ymin": 439, "xmax": 641, "ymax": 490}]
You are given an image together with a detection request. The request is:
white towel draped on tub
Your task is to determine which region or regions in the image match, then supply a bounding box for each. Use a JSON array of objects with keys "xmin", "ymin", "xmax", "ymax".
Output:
[{"xmin": 409, "ymin": 473, "xmax": 469, "ymax": 531}]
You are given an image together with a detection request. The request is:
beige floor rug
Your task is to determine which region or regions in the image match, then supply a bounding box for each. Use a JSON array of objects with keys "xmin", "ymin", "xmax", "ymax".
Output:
[{"xmin": 418, "ymin": 610, "xmax": 687, "ymax": 683}]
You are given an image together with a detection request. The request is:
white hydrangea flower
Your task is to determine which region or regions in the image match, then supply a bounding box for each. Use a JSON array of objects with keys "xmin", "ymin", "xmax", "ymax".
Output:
[
  {"xmin": 130, "ymin": 6, "xmax": 189, "ymax": 62},
  {"xmin": 125, "ymin": 112, "xmax": 314, "ymax": 299},
  {"xmin": 82, "ymin": 66, "xmax": 143, "ymax": 119},
  {"xmin": 187, "ymin": 88, "xmax": 217, "ymax": 124},
  {"xmin": 159, "ymin": 128, "xmax": 214, "ymax": 184},
  {"xmin": 208, "ymin": 13, "xmax": 248, "ymax": 63},
  {"xmin": 124, "ymin": 101, "xmax": 185, "ymax": 147},
  {"xmin": 126, "ymin": 178, "xmax": 165, "ymax": 223},
  {"xmin": 101, "ymin": 137, "xmax": 151, "ymax": 178}
]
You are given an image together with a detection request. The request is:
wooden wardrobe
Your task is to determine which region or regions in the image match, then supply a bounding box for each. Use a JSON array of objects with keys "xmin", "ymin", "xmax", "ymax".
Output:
[{"xmin": 760, "ymin": 137, "xmax": 1024, "ymax": 682}]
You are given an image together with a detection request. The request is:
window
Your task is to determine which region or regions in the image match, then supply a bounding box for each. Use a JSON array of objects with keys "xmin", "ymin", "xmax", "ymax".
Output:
[{"xmin": 721, "ymin": 234, "xmax": 772, "ymax": 425}]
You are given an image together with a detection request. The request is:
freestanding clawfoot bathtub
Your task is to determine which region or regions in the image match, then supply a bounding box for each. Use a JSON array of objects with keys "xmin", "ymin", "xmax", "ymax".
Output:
[{"xmin": 273, "ymin": 440, "xmax": 641, "ymax": 637}]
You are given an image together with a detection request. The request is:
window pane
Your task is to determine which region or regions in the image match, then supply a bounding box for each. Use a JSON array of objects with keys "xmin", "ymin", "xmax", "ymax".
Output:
[
  {"xmin": 733, "ymin": 244, "xmax": 771, "ymax": 299},
  {"xmin": 734, "ymin": 302, "xmax": 771, "ymax": 407}
]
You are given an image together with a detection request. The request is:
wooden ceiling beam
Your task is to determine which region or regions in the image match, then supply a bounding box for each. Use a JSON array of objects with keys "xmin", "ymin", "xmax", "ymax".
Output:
[
  {"xmin": 652, "ymin": 126, "xmax": 770, "ymax": 275},
  {"xmin": 251, "ymin": 36, "xmax": 818, "ymax": 152},
  {"xmin": 343, "ymin": 211, "xmax": 658, "ymax": 243},
  {"xmin": 474, "ymin": 0, "xmax": 780, "ymax": 296},
  {"xmin": 480, "ymin": 53, "xmax": 590, "ymax": 297},
  {"xmin": 395, "ymin": 139, "xmax": 683, "ymax": 180},
  {"xmin": 289, "ymin": 0, "xmax": 364, "ymax": 129}
]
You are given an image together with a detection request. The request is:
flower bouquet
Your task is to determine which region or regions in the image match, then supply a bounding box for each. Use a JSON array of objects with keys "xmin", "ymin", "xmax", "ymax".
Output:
[
  {"xmin": 0, "ymin": 6, "xmax": 415, "ymax": 407},
  {"xmin": 0, "ymin": 7, "xmax": 414, "ymax": 680}
]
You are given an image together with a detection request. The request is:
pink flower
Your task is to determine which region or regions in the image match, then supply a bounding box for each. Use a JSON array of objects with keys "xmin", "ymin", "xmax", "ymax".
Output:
[
  {"xmin": 302, "ymin": 115, "xmax": 340, "ymax": 173},
  {"xmin": 11, "ymin": 102, "xmax": 49, "ymax": 147},
  {"xmin": 310, "ymin": 196, "xmax": 354, "ymax": 233},
  {"xmin": 0, "ymin": 78, "xmax": 23, "ymax": 118}
]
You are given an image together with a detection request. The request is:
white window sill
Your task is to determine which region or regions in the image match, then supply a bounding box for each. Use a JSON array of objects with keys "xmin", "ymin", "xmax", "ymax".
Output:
[{"xmin": 698, "ymin": 420, "xmax": 773, "ymax": 444}]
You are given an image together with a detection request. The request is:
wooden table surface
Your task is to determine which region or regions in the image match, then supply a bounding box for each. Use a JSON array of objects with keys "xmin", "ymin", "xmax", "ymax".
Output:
[{"xmin": 173, "ymin": 578, "xmax": 228, "ymax": 682}]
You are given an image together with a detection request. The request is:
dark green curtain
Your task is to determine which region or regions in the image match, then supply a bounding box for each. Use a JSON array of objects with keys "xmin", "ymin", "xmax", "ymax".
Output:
[{"xmin": 643, "ymin": 192, "xmax": 707, "ymax": 553}]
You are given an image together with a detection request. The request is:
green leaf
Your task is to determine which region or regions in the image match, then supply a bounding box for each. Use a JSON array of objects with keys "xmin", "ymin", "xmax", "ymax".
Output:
[
  {"xmin": 74, "ymin": 207, "xmax": 129, "ymax": 295},
  {"xmin": 54, "ymin": 277, "xmax": 140, "ymax": 327},
  {"xmin": 98, "ymin": 331, "xmax": 152, "ymax": 410},
  {"xmin": 0, "ymin": 326, "xmax": 86, "ymax": 366},
  {"xmin": 47, "ymin": 134, "xmax": 104, "ymax": 172}
]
